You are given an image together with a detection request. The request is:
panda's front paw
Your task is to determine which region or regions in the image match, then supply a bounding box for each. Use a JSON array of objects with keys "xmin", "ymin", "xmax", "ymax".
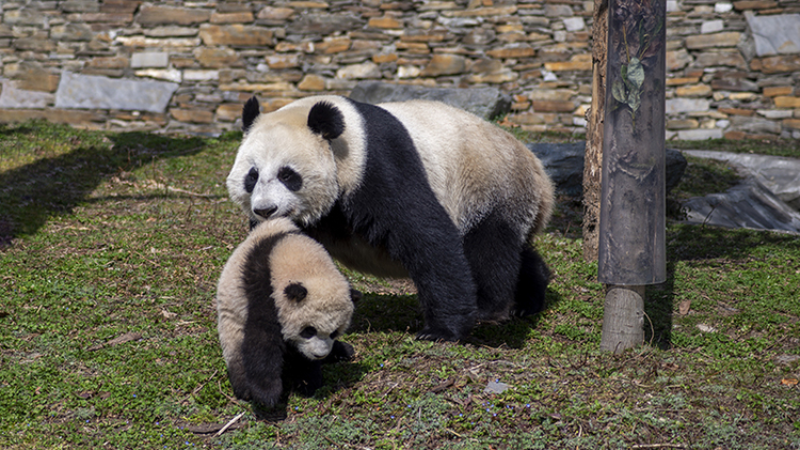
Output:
[
  {"xmin": 416, "ymin": 328, "xmax": 461, "ymax": 342},
  {"xmin": 325, "ymin": 340, "xmax": 355, "ymax": 362}
]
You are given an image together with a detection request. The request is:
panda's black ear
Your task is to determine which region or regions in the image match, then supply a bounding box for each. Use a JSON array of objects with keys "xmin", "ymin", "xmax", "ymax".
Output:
[
  {"xmin": 307, "ymin": 101, "xmax": 345, "ymax": 141},
  {"xmin": 350, "ymin": 289, "xmax": 362, "ymax": 304},
  {"xmin": 284, "ymin": 282, "xmax": 307, "ymax": 302},
  {"xmin": 242, "ymin": 96, "xmax": 260, "ymax": 133}
]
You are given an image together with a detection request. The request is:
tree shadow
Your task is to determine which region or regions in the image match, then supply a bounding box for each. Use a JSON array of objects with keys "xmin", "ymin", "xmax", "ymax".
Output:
[
  {"xmin": 0, "ymin": 123, "xmax": 208, "ymax": 247},
  {"xmin": 644, "ymin": 223, "xmax": 800, "ymax": 349}
]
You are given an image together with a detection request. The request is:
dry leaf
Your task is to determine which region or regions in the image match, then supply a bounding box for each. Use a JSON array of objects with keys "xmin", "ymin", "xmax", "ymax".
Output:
[
  {"xmin": 781, "ymin": 378, "xmax": 798, "ymax": 386},
  {"xmin": 678, "ymin": 299, "xmax": 691, "ymax": 315}
]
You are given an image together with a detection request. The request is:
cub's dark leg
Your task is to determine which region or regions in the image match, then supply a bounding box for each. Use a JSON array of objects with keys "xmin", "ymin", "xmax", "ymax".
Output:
[
  {"xmin": 462, "ymin": 211, "xmax": 523, "ymax": 323},
  {"xmin": 514, "ymin": 246, "xmax": 550, "ymax": 316},
  {"xmin": 239, "ymin": 335, "xmax": 286, "ymax": 408},
  {"xmin": 283, "ymin": 347, "xmax": 324, "ymax": 397}
]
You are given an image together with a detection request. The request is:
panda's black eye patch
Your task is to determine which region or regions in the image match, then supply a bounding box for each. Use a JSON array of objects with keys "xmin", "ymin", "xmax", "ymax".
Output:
[
  {"xmin": 300, "ymin": 326, "xmax": 317, "ymax": 339},
  {"xmin": 277, "ymin": 166, "xmax": 302, "ymax": 192},
  {"xmin": 244, "ymin": 167, "xmax": 259, "ymax": 193},
  {"xmin": 330, "ymin": 330, "xmax": 339, "ymax": 340}
]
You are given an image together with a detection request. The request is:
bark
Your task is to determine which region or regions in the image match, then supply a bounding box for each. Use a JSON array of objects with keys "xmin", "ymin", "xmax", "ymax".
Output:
[
  {"xmin": 599, "ymin": 285, "xmax": 645, "ymax": 353},
  {"xmin": 582, "ymin": 0, "xmax": 609, "ymax": 263}
]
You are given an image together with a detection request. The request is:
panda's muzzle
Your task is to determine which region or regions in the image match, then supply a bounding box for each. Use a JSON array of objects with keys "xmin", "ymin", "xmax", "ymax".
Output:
[{"xmin": 254, "ymin": 206, "xmax": 278, "ymax": 219}]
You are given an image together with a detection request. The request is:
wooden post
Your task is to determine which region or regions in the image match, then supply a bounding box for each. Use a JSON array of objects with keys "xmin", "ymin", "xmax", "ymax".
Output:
[
  {"xmin": 600, "ymin": 285, "xmax": 645, "ymax": 353},
  {"xmin": 598, "ymin": 0, "xmax": 667, "ymax": 353}
]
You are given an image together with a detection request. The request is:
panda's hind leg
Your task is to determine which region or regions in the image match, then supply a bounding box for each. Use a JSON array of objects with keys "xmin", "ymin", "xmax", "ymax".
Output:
[
  {"xmin": 462, "ymin": 212, "xmax": 523, "ymax": 323},
  {"xmin": 514, "ymin": 246, "xmax": 550, "ymax": 317}
]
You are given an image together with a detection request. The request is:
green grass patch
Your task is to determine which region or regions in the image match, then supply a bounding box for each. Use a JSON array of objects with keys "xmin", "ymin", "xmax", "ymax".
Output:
[{"xmin": 1, "ymin": 121, "xmax": 799, "ymax": 449}]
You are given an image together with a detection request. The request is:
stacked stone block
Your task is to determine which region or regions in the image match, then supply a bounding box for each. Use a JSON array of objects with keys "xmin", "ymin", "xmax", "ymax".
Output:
[{"xmin": 0, "ymin": 0, "xmax": 798, "ymax": 138}]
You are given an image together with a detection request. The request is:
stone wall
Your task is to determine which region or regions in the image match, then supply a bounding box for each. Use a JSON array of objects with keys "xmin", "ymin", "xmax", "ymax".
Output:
[{"xmin": 0, "ymin": 0, "xmax": 799, "ymax": 139}]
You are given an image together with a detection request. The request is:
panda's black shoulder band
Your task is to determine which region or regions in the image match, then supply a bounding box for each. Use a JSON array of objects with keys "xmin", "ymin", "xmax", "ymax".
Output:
[{"xmin": 307, "ymin": 101, "xmax": 345, "ymax": 141}]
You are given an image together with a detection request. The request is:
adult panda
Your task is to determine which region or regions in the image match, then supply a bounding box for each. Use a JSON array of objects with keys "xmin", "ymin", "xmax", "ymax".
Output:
[
  {"xmin": 227, "ymin": 95, "xmax": 554, "ymax": 342},
  {"xmin": 217, "ymin": 217, "xmax": 358, "ymax": 408}
]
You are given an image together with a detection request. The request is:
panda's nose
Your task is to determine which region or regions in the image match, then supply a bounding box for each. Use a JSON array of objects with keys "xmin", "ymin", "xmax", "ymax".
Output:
[{"xmin": 254, "ymin": 206, "xmax": 277, "ymax": 219}]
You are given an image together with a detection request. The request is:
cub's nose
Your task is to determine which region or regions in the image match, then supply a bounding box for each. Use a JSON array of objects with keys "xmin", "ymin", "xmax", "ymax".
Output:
[{"xmin": 254, "ymin": 206, "xmax": 278, "ymax": 219}]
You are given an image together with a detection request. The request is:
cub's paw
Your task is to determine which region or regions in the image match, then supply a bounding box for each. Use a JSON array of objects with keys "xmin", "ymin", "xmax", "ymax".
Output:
[{"xmin": 325, "ymin": 340, "xmax": 355, "ymax": 362}]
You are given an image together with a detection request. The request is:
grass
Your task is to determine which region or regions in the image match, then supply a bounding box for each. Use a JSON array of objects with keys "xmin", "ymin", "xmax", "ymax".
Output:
[{"xmin": 1, "ymin": 120, "xmax": 799, "ymax": 449}]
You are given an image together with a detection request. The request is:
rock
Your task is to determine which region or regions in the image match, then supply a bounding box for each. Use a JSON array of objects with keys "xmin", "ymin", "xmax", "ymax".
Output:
[
  {"xmin": 349, "ymin": 81, "xmax": 512, "ymax": 120},
  {"xmin": 694, "ymin": 50, "xmax": 747, "ymax": 69},
  {"xmin": 677, "ymin": 129, "xmax": 724, "ymax": 140},
  {"xmin": 666, "ymin": 49, "xmax": 693, "ymax": 71},
  {"xmin": 136, "ymin": 4, "xmax": 211, "ymax": 26},
  {"xmin": 753, "ymin": 55, "xmax": 800, "ymax": 74},
  {"xmin": 198, "ymin": 24, "xmax": 273, "ymax": 47},
  {"xmin": 666, "ymin": 98, "xmax": 710, "ymax": 114},
  {"xmin": 0, "ymin": 78, "xmax": 54, "ymax": 108},
  {"xmin": 54, "ymin": 71, "xmax": 178, "ymax": 113},
  {"xmin": 131, "ymin": 51, "xmax": 169, "ymax": 68},
  {"xmin": 728, "ymin": 116, "xmax": 782, "ymax": 134},
  {"xmin": 774, "ymin": 96, "xmax": 800, "ymax": 109},
  {"xmin": 685, "ymin": 32, "xmax": 741, "ymax": 49},
  {"xmin": 745, "ymin": 13, "xmax": 800, "ymax": 56},
  {"xmin": 291, "ymin": 13, "xmax": 366, "ymax": 35},
  {"xmin": 527, "ymin": 142, "xmax": 687, "ymax": 197},
  {"xmin": 420, "ymin": 54, "xmax": 466, "ymax": 77}
]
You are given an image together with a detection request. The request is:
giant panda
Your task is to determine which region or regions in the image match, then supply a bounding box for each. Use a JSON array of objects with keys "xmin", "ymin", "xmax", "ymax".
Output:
[
  {"xmin": 216, "ymin": 217, "xmax": 358, "ymax": 408},
  {"xmin": 227, "ymin": 95, "xmax": 555, "ymax": 342}
]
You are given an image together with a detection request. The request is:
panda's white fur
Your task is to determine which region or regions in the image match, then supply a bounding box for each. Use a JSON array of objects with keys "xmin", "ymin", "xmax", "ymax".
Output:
[
  {"xmin": 227, "ymin": 96, "xmax": 368, "ymax": 228},
  {"xmin": 227, "ymin": 95, "xmax": 554, "ymax": 342},
  {"xmin": 216, "ymin": 217, "xmax": 355, "ymax": 407}
]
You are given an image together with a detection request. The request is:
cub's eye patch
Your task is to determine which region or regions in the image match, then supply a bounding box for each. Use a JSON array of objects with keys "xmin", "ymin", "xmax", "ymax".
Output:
[
  {"xmin": 300, "ymin": 326, "xmax": 317, "ymax": 339},
  {"xmin": 244, "ymin": 167, "xmax": 259, "ymax": 193},
  {"xmin": 277, "ymin": 166, "xmax": 302, "ymax": 192},
  {"xmin": 330, "ymin": 330, "xmax": 339, "ymax": 340}
]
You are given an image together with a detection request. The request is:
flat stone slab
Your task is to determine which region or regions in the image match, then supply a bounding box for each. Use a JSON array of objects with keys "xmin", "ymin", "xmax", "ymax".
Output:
[
  {"xmin": 746, "ymin": 13, "xmax": 800, "ymax": 56},
  {"xmin": 0, "ymin": 78, "xmax": 53, "ymax": 108},
  {"xmin": 349, "ymin": 81, "xmax": 512, "ymax": 120},
  {"xmin": 54, "ymin": 71, "xmax": 178, "ymax": 113},
  {"xmin": 682, "ymin": 150, "xmax": 800, "ymax": 210}
]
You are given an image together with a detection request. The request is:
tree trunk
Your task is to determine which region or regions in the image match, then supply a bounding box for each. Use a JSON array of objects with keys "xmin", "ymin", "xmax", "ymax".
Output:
[
  {"xmin": 582, "ymin": 0, "xmax": 608, "ymax": 263},
  {"xmin": 600, "ymin": 285, "xmax": 645, "ymax": 353}
]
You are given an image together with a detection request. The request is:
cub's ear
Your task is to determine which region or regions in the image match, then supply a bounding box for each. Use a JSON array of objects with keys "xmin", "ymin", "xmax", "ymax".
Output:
[
  {"xmin": 307, "ymin": 101, "xmax": 345, "ymax": 141},
  {"xmin": 284, "ymin": 282, "xmax": 308, "ymax": 302},
  {"xmin": 242, "ymin": 96, "xmax": 261, "ymax": 133},
  {"xmin": 350, "ymin": 289, "xmax": 362, "ymax": 304}
]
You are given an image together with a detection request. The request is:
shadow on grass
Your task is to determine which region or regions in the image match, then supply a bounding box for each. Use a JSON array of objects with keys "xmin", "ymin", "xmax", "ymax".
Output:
[
  {"xmin": 669, "ymin": 222, "xmax": 800, "ymax": 261},
  {"xmin": 644, "ymin": 261, "xmax": 676, "ymax": 349},
  {"xmin": 250, "ymin": 360, "xmax": 371, "ymax": 421},
  {"xmin": 645, "ymin": 223, "xmax": 800, "ymax": 349},
  {"xmin": 0, "ymin": 122, "xmax": 209, "ymax": 245},
  {"xmin": 350, "ymin": 287, "xmax": 563, "ymax": 349}
]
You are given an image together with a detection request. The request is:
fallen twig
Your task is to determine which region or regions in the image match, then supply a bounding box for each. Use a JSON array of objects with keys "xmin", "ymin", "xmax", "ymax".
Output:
[{"xmin": 216, "ymin": 412, "xmax": 245, "ymax": 436}]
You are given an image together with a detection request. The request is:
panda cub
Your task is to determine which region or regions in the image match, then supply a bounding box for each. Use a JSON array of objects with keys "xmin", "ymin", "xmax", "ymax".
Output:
[
  {"xmin": 216, "ymin": 217, "xmax": 358, "ymax": 408},
  {"xmin": 227, "ymin": 95, "xmax": 555, "ymax": 342}
]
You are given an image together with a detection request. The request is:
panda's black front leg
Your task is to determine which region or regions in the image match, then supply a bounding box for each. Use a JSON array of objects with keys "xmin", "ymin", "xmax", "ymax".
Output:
[{"xmin": 390, "ymin": 222, "xmax": 478, "ymax": 342}]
